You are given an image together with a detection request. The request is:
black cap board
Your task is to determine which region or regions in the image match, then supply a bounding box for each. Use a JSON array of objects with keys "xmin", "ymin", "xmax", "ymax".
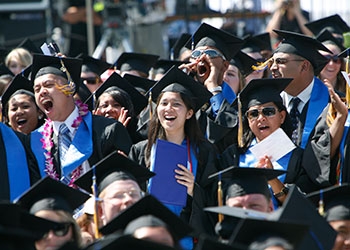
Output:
[
  {"xmin": 78, "ymin": 54, "xmax": 111, "ymax": 76},
  {"xmin": 148, "ymin": 66, "xmax": 212, "ymax": 112},
  {"xmin": 17, "ymin": 37, "xmax": 42, "ymax": 54},
  {"xmin": 268, "ymin": 185, "xmax": 337, "ymax": 250},
  {"xmin": 77, "ymin": 79, "xmax": 94, "ymax": 111},
  {"xmin": 123, "ymin": 73, "xmax": 156, "ymax": 94},
  {"xmin": 204, "ymin": 206, "xmax": 269, "ymax": 220},
  {"xmin": 74, "ymin": 150, "xmax": 155, "ymax": 193},
  {"xmin": 15, "ymin": 176, "xmax": 90, "ymax": 215},
  {"xmin": 307, "ymin": 184, "xmax": 350, "ymax": 222},
  {"xmin": 229, "ymin": 218, "xmax": 309, "ymax": 249},
  {"xmin": 305, "ymin": 14, "xmax": 350, "ymax": 36},
  {"xmin": 242, "ymin": 32, "xmax": 272, "ymax": 54},
  {"xmin": 273, "ymin": 29, "xmax": 332, "ymax": 75},
  {"xmin": 338, "ymin": 47, "xmax": 350, "ymax": 58},
  {"xmin": 170, "ymin": 33, "xmax": 191, "ymax": 60},
  {"xmin": 115, "ymin": 52, "xmax": 159, "ymax": 76},
  {"xmin": 99, "ymin": 195, "xmax": 193, "ymax": 239},
  {"xmin": 1, "ymin": 74, "xmax": 34, "ymax": 115},
  {"xmin": 0, "ymin": 63, "xmax": 14, "ymax": 77},
  {"xmin": 153, "ymin": 59, "xmax": 184, "ymax": 76},
  {"xmin": 187, "ymin": 22, "xmax": 244, "ymax": 61},
  {"xmin": 238, "ymin": 78, "xmax": 293, "ymax": 111},
  {"xmin": 230, "ymin": 51, "xmax": 259, "ymax": 78},
  {"xmin": 31, "ymin": 54, "xmax": 82, "ymax": 93},
  {"xmin": 194, "ymin": 235, "xmax": 247, "ymax": 250},
  {"xmin": 316, "ymin": 29, "xmax": 346, "ymax": 51}
]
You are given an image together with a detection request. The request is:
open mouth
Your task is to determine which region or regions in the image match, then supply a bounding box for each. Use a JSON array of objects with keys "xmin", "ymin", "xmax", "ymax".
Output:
[
  {"xmin": 17, "ymin": 118, "xmax": 27, "ymax": 126},
  {"xmin": 42, "ymin": 100, "xmax": 53, "ymax": 112},
  {"xmin": 164, "ymin": 115, "xmax": 176, "ymax": 121},
  {"xmin": 258, "ymin": 125, "xmax": 269, "ymax": 131}
]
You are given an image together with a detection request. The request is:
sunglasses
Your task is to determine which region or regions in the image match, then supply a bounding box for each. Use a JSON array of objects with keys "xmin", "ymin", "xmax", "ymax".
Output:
[
  {"xmin": 324, "ymin": 55, "xmax": 342, "ymax": 64},
  {"xmin": 191, "ymin": 49, "xmax": 226, "ymax": 60},
  {"xmin": 245, "ymin": 107, "xmax": 278, "ymax": 120},
  {"xmin": 42, "ymin": 222, "xmax": 72, "ymax": 238},
  {"xmin": 82, "ymin": 77, "xmax": 100, "ymax": 84}
]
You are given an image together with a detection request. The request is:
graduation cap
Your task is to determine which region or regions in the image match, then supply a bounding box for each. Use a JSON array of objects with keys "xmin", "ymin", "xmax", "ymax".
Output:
[
  {"xmin": 316, "ymin": 29, "xmax": 346, "ymax": 51},
  {"xmin": 15, "ymin": 176, "xmax": 90, "ymax": 215},
  {"xmin": 209, "ymin": 167, "xmax": 286, "ymax": 200},
  {"xmin": 194, "ymin": 235, "xmax": 247, "ymax": 250},
  {"xmin": 170, "ymin": 33, "xmax": 191, "ymax": 60},
  {"xmin": 85, "ymin": 234, "xmax": 177, "ymax": 250},
  {"xmin": 148, "ymin": 66, "xmax": 212, "ymax": 112},
  {"xmin": 0, "ymin": 63, "xmax": 14, "ymax": 78},
  {"xmin": 152, "ymin": 59, "xmax": 184, "ymax": 77},
  {"xmin": 17, "ymin": 37, "xmax": 41, "ymax": 54},
  {"xmin": 31, "ymin": 53, "xmax": 83, "ymax": 93},
  {"xmin": 242, "ymin": 32, "xmax": 272, "ymax": 54},
  {"xmin": 229, "ymin": 218, "xmax": 309, "ymax": 249},
  {"xmin": 268, "ymin": 185, "xmax": 337, "ymax": 250},
  {"xmin": 273, "ymin": 29, "xmax": 332, "ymax": 75},
  {"xmin": 99, "ymin": 195, "xmax": 193, "ymax": 240},
  {"xmin": 115, "ymin": 52, "xmax": 159, "ymax": 76},
  {"xmin": 1, "ymin": 74, "xmax": 34, "ymax": 116},
  {"xmin": 305, "ymin": 14, "xmax": 350, "ymax": 37},
  {"xmin": 74, "ymin": 150, "xmax": 155, "ymax": 193},
  {"xmin": 338, "ymin": 47, "xmax": 350, "ymax": 59},
  {"xmin": 307, "ymin": 184, "xmax": 350, "ymax": 222},
  {"xmin": 90, "ymin": 72, "xmax": 148, "ymax": 116},
  {"xmin": 77, "ymin": 80, "xmax": 94, "ymax": 110},
  {"xmin": 187, "ymin": 22, "xmax": 244, "ymax": 61},
  {"xmin": 21, "ymin": 64, "xmax": 33, "ymax": 79},
  {"xmin": 123, "ymin": 73, "xmax": 156, "ymax": 94},
  {"xmin": 78, "ymin": 54, "xmax": 111, "ymax": 76},
  {"xmin": 230, "ymin": 51, "xmax": 259, "ymax": 78}
]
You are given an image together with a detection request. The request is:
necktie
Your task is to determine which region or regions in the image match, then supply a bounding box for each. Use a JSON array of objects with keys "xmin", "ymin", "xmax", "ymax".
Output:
[
  {"xmin": 290, "ymin": 97, "xmax": 301, "ymax": 144},
  {"xmin": 59, "ymin": 123, "xmax": 71, "ymax": 160}
]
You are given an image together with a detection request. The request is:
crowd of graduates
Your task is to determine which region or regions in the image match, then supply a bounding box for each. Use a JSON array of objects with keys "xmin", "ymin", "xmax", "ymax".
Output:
[{"xmin": 1, "ymin": 8, "xmax": 350, "ymax": 250}]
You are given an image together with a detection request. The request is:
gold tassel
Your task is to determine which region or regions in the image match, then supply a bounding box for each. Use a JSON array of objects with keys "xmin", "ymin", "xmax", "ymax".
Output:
[
  {"xmin": 251, "ymin": 58, "xmax": 273, "ymax": 72},
  {"xmin": 318, "ymin": 190, "xmax": 325, "ymax": 216},
  {"xmin": 56, "ymin": 58, "xmax": 75, "ymax": 96},
  {"xmin": 238, "ymin": 95, "xmax": 244, "ymax": 148},
  {"xmin": 345, "ymin": 54, "xmax": 350, "ymax": 109},
  {"xmin": 148, "ymin": 91, "xmax": 153, "ymax": 120},
  {"xmin": 217, "ymin": 179, "xmax": 224, "ymax": 222}
]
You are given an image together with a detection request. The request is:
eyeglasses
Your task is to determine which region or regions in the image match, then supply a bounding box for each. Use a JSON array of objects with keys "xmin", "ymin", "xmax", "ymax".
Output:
[
  {"xmin": 245, "ymin": 107, "xmax": 278, "ymax": 120},
  {"xmin": 43, "ymin": 223, "xmax": 72, "ymax": 238},
  {"xmin": 82, "ymin": 77, "xmax": 100, "ymax": 84},
  {"xmin": 324, "ymin": 55, "xmax": 342, "ymax": 64},
  {"xmin": 108, "ymin": 190, "xmax": 144, "ymax": 200},
  {"xmin": 191, "ymin": 49, "xmax": 226, "ymax": 60},
  {"xmin": 268, "ymin": 58, "xmax": 304, "ymax": 67}
]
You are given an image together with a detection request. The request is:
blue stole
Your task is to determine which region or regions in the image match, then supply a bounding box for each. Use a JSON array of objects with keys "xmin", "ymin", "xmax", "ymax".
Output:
[
  {"xmin": 149, "ymin": 139, "xmax": 198, "ymax": 250},
  {"xmin": 338, "ymin": 110, "xmax": 350, "ymax": 184},
  {"xmin": 300, "ymin": 78, "xmax": 329, "ymax": 148},
  {"xmin": 31, "ymin": 112, "xmax": 93, "ymax": 178},
  {"xmin": 0, "ymin": 123, "xmax": 30, "ymax": 201}
]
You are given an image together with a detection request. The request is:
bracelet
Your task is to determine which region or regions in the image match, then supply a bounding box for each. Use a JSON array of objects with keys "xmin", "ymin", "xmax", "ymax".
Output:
[
  {"xmin": 208, "ymin": 86, "xmax": 222, "ymax": 93},
  {"xmin": 273, "ymin": 186, "xmax": 289, "ymax": 198}
]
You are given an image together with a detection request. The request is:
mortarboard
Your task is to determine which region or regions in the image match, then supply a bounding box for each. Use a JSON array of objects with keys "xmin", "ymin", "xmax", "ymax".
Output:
[
  {"xmin": 15, "ymin": 176, "xmax": 90, "ymax": 215},
  {"xmin": 17, "ymin": 37, "xmax": 42, "ymax": 54},
  {"xmin": 229, "ymin": 217, "xmax": 309, "ymax": 249},
  {"xmin": 1, "ymin": 74, "xmax": 34, "ymax": 116},
  {"xmin": 56, "ymin": 242, "xmax": 81, "ymax": 250},
  {"xmin": 123, "ymin": 73, "xmax": 156, "ymax": 94},
  {"xmin": 74, "ymin": 150, "xmax": 155, "ymax": 193},
  {"xmin": 273, "ymin": 29, "xmax": 331, "ymax": 75},
  {"xmin": 77, "ymin": 80, "xmax": 94, "ymax": 110},
  {"xmin": 187, "ymin": 22, "xmax": 244, "ymax": 61},
  {"xmin": 170, "ymin": 33, "xmax": 191, "ymax": 60},
  {"xmin": 153, "ymin": 59, "xmax": 184, "ymax": 76},
  {"xmin": 91, "ymin": 72, "xmax": 148, "ymax": 116},
  {"xmin": 31, "ymin": 53, "xmax": 83, "ymax": 93},
  {"xmin": 21, "ymin": 64, "xmax": 33, "ymax": 80},
  {"xmin": 0, "ymin": 63, "xmax": 14, "ymax": 77},
  {"xmin": 230, "ymin": 51, "xmax": 259, "ymax": 78},
  {"xmin": 194, "ymin": 235, "xmax": 247, "ymax": 250},
  {"xmin": 148, "ymin": 66, "xmax": 212, "ymax": 112},
  {"xmin": 238, "ymin": 78, "xmax": 292, "ymax": 111},
  {"xmin": 99, "ymin": 195, "xmax": 193, "ymax": 239},
  {"xmin": 78, "ymin": 54, "xmax": 111, "ymax": 76},
  {"xmin": 209, "ymin": 167, "xmax": 286, "ymax": 199},
  {"xmin": 305, "ymin": 14, "xmax": 350, "ymax": 37},
  {"xmin": 337, "ymin": 47, "xmax": 350, "ymax": 59},
  {"xmin": 242, "ymin": 32, "xmax": 272, "ymax": 54},
  {"xmin": 307, "ymin": 184, "xmax": 350, "ymax": 222},
  {"xmin": 85, "ymin": 234, "xmax": 177, "ymax": 250},
  {"xmin": 268, "ymin": 185, "xmax": 337, "ymax": 250},
  {"xmin": 115, "ymin": 52, "xmax": 159, "ymax": 76},
  {"xmin": 316, "ymin": 29, "xmax": 346, "ymax": 51}
]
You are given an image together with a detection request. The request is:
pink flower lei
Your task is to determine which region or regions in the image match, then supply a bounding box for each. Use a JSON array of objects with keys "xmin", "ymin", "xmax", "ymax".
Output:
[{"xmin": 41, "ymin": 100, "xmax": 89, "ymax": 184}]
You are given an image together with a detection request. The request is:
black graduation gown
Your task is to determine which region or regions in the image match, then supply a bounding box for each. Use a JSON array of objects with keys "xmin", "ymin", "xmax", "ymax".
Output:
[
  {"xmin": 220, "ymin": 143, "xmax": 319, "ymax": 193},
  {"xmin": 196, "ymin": 99, "xmax": 238, "ymax": 154},
  {"xmin": 129, "ymin": 139, "xmax": 220, "ymax": 236}
]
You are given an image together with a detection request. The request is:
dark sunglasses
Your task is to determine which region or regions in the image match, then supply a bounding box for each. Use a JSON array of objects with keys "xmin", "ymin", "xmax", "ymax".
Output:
[
  {"xmin": 43, "ymin": 222, "xmax": 72, "ymax": 238},
  {"xmin": 82, "ymin": 77, "xmax": 100, "ymax": 84},
  {"xmin": 324, "ymin": 55, "xmax": 342, "ymax": 64},
  {"xmin": 191, "ymin": 49, "xmax": 226, "ymax": 60},
  {"xmin": 245, "ymin": 107, "xmax": 278, "ymax": 120}
]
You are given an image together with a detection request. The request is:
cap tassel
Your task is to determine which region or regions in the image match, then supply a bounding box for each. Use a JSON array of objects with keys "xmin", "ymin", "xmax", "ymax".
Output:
[
  {"xmin": 91, "ymin": 166, "xmax": 102, "ymax": 239},
  {"xmin": 345, "ymin": 52, "xmax": 350, "ymax": 109},
  {"xmin": 318, "ymin": 189, "xmax": 325, "ymax": 216},
  {"xmin": 56, "ymin": 58, "xmax": 75, "ymax": 96},
  {"xmin": 251, "ymin": 57, "xmax": 273, "ymax": 72},
  {"xmin": 148, "ymin": 90, "xmax": 153, "ymax": 120},
  {"xmin": 217, "ymin": 174, "xmax": 224, "ymax": 222},
  {"xmin": 238, "ymin": 95, "xmax": 244, "ymax": 148}
]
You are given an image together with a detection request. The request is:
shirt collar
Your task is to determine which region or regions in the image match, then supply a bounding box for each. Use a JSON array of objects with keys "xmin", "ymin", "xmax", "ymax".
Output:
[
  {"xmin": 52, "ymin": 106, "xmax": 79, "ymax": 136},
  {"xmin": 282, "ymin": 78, "xmax": 315, "ymax": 111}
]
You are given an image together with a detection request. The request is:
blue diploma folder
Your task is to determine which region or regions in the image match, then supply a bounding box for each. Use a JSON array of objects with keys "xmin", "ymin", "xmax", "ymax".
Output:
[{"xmin": 149, "ymin": 139, "xmax": 188, "ymax": 206}]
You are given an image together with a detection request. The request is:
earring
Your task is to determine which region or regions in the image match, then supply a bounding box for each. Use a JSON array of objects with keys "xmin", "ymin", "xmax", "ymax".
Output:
[{"xmin": 38, "ymin": 114, "xmax": 43, "ymax": 119}]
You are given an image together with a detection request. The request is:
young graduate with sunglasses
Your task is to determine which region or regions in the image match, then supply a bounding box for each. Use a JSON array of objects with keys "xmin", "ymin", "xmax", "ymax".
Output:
[{"xmin": 221, "ymin": 78, "xmax": 318, "ymax": 204}]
